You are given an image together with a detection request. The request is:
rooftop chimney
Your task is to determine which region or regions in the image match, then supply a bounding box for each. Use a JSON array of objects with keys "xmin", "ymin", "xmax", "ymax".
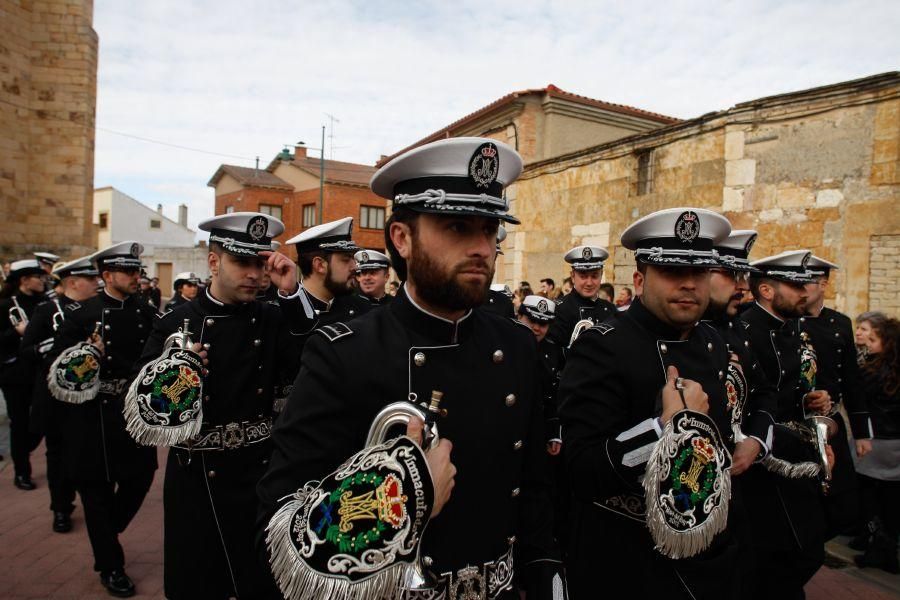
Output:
[
  {"xmin": 295, "ymin": 143, "xmax": 307, "ymax": 159},
  {"xmin": 178, "ymin": 204, "xmax": 188, "ymax": 227},
  {"xmin": 157, "ymin": 204, "xmax": 163, "ymax": 214}
]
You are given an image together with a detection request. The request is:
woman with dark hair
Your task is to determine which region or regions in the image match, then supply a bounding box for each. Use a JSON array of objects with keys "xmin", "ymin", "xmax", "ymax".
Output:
[
  {"xmin": 855, "ymin": 311, "xmax": 887, "ymax": 365},
  {"xmin": 853, "ymin": 315, "xmax": 900, "ymax": 573}
]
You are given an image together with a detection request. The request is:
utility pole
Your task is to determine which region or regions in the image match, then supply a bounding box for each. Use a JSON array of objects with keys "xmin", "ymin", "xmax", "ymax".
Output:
[{"xmin": 318, "ymin": 125, "xmax": 325, "ymax": 224}]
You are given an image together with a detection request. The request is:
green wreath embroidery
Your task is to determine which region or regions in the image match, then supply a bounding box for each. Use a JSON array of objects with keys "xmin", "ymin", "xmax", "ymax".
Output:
[
  {"xmin": 151, "ymin": 368, "xmax": 199, "ymax": 412},
  {"xmin": 672, "ymin": 448, "xmax": 716, "ymax": 505},
  {"xmin": 319, "ymin": 472, "xmax": 388, "ymax": 554}
]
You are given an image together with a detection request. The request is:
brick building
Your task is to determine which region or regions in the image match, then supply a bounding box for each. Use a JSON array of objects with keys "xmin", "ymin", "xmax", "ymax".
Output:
[
  {"xmin": 208, "ymin": 146, "xmax": 385, "ymax": 257},
  {"xmin": 0, "ymin": 0, "xmax": 98, "ymax": 260}
]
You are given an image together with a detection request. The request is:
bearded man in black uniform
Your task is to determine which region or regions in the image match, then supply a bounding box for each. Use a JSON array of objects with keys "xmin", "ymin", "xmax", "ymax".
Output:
[
  {"xmin": 260, "ymin": 137, "xmax": 563, "ymax": 599},
  {"xmin": 799, "ymin": 255, "xmax": 872, "ymax": 537},
  {"xmin": 560, "ymin": 207, "xmax": 744, "ymax": 600},
  {"xmin": 20, "ymin": 256, "xmax": 98, "ymax": 532},
  {"xmin": 740, "ymin": 250, "xmax": 837, "ymax": 599},
  {"xmin": 49, "ymin": 241, "xmax": 159, "ymax": 597},
  {"xmin": 132, "ymin": 212, "xmax": 309, "ymax": 600},
  {"xmin": 0, "ymin": 259, "xmax": 47, "ymax": 490},
  {"xmin": 547, "ymin": 245, "xmax": 616, "ymax": 346}
]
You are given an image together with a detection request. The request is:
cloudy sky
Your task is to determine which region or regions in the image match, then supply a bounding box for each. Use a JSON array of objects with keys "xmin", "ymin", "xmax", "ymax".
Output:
[{"xmin": 93, "ymin": 0, "xmax": 900, "ymax": 232}]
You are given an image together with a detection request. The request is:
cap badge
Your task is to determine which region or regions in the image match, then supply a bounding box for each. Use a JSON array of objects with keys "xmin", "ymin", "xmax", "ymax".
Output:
[
  {"xmin": 537, "ymin": 299, "xmax": 549, "ymax": 313},
  {"xmin": 468, "ymin": 142, "xmax": 500, "ymax": 189},
  {"xmin": 800, "ymin": 252, "xmax": 810, "ymax": 268},
  {"xmin": 745, "ymin": 233, "xmax": 758, "ymax": 253},
  {"xmin": 582, "ymin": 247, "xmax": 593, "ymax": 260},
  {"xmin": 360, "ymin": 251, "xmax": 370, "ymax": 263},
  {"xmin": 675, "ymin": 211, "xmax": 700, "ymax": 244},
  {"xmin": 130, "ymin": 243, "xmax": 140, "ymax": 257},
  {"xmin": 248, "ymin": 216, "xmax": 268, "ymax": 242}
]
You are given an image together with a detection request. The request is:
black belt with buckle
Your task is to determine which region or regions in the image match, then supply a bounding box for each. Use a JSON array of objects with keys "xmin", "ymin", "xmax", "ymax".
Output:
[
  {"xmin": 403, "ymin": 542, "xmax": 515, "ymax": 600},
  {"xmin": 98, "ymin": 378, "xmax": 128, "ymax": 396},
  {"xmin": 174, "ymin": 417, "xmax": 272, "ymax": 451}
]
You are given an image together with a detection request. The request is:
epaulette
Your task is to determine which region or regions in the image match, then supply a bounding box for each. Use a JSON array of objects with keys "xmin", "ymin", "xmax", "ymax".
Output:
[
  {"xmin": 591, "ymin": 322, "xmax": 615, "ymax": 335},
  {"xmin": 65, "ymin": 302, "xmax": 81, "ymax": 312},
  {"xmin": 315, "ymin": 322, "xmax": 354, "ymax": 342}
]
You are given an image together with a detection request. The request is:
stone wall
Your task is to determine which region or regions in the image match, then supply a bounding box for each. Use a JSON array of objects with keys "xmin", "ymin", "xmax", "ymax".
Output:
[
  {"xmin": 0, "ymin": 0, "xmax": 97, "ymax": 260},
  {"xmin": 869, "ymin": 235, "xmax": 900, "ymax": 317},
  {"xmin": 499, "ymin": 73, "xmax": 899, "ymax": 318}
]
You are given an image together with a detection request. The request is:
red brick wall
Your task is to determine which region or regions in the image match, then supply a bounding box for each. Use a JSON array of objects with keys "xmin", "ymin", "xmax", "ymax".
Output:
[{"xmin": 214, "ymin": 183, "xmax": 387, "ymax": 259}]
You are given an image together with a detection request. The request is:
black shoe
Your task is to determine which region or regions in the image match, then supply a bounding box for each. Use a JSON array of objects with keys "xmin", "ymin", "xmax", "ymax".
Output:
[
  {"xmin": 854, "ymin": 532, "xmax": 900, "ymax": 574},
  {"xmin": 99, "ymin": 569, "xmax": 135, "ymax": 598},
  {"xmin": 13, "ymin": 475, "xmax": 36, "ymax": 491},
  {"xmin": 52, "ymin": 511, "xmax": 72, "ymax": 533}
]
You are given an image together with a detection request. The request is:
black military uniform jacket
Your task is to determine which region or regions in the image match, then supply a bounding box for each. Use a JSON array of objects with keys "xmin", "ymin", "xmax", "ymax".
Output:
[
  {"xmin": 547, "ymin": 292, "xmax": 616, "ymax": 347},
  {"xmin": 20, "ymin": 296, "xmax": 74, "ymax": 431},
  {"xmin": 538, "ymin": 337, "xmax": 564, "ymax": 443},
  {"xmin": 138, "ymin": 288, "xmax": 306, "ymax": 599},
  {"xmin": 51, "ymin": 290, "xmax": 158, "ymax": 481},
  {"xmin": 559, "ymin": 299, "xmax": 737, "ymax": 597},
  {"xmin": 259, "ymin": 287, "xmax": 557, "ymax": 586},
  {"xmin": 331, "ymin": 291, "xmax": 392, "ymax": 320},
  {"xmin": 798, "ymin": 307, "xmax": 871, "ymax": 437},
  {"xmin": 0, "ymin": 291, "xmax": 43, "ymax": 385},
  {"xmin": 483, "ymin": 289, "xmax": 515, "ymax": 319},
  {"xmin": 163, "ymin": 292, "xmax": 189, "ymax": 313},
  {"xmin": 705, "ymin": 315, "xmax": 776, "ymax": 448},
  {"xmin": 255, "ymin": 284, "xmax": 278, "ymax": 305}
]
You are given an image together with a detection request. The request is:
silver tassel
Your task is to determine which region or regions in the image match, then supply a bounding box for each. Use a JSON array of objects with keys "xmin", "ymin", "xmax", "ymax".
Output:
[{"xmin": 760, "ymin": 454, "xmax": 821, "ymax": 479}]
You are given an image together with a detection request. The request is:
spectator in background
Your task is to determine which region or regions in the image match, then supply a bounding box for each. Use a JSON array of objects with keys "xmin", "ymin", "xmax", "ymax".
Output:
[
  {"xmin": 540, "ymin": 278, "xmax": 560, "ymax": 300},
  {"xmin": 615, "ymin": 286, "xmax": 633, "ymax": 311},
  {"xmin": 853, "ymin": 315, "xmax": 900, "ymax": 574},
  {"xmin": 514, "ymin": 283, "xmax": 534, "ymax": 311},
  {"xmin": 561, "ymin": 277, "xmax": 573, "ymax": 297},
  {"xmin": 149, "ymin": 277, "xmax": 162, "ymax": 308},
  {"xmin": 855, "ymin": 311, "xmax": 886, "ymax": 365},
  {"xmin": 388, "ymin": 281, "xmax": 399, "ymax": 296},
  {"xmin": 598, "ymin": 283, "xmax": 615, "ymax": 304}
]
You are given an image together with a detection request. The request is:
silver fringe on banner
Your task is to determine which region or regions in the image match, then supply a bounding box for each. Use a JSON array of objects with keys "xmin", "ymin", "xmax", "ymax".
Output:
[
  {"xmin": 645, "ymin": 410, "xmax": 732, "ymax": 560},
  {"xmin": 47, "ymin": 342, "xmax": 102, "ymax": 404},
  {"xmin": 266, "ymin": 436, "xmax": 435, "ymax": 600}
]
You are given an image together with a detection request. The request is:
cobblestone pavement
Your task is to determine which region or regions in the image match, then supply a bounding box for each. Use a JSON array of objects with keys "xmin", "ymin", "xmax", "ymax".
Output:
[{"xmin": 0, "ymin": 433, "xmax": 897, "ymax": 599}]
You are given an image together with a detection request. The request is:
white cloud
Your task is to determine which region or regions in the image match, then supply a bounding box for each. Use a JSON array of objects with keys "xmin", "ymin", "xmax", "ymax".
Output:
[{"xmin": 93, "ymin": 0, "xmax": 900, "ymax": 227}]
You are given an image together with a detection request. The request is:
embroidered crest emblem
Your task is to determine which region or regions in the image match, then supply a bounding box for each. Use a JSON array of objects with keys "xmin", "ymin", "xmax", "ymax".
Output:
[
  {"xmin": 266, "ymin": 436, "xmax": 434, "ymax": 600},
  {"xmin": 645, "ymin": 410, "xmax": 732, "ymax": 559},
  {"xmin": 130, "ymin": 243, "xmax": 140, "ymax": 257},
  {"xmin": 468, "ymin": 142, "xmax": 500, "ymax": 189},
  {"xmin": 798, "ymin": 331, "xmax": 817, "ymax": 397},
  {"xmin": 248, "ymin": 216, "xmax": 268, "ymax": 242},
  {"xmin": 800, "ymin": 252, "xmax": 811, "ymax": 269},
  {"xmin": 124, "ymin": 320, "xmax": 204, "ymax": 446},
  {"xmin": 674, "ymin": 210, "xmax": 701, "ymax": 244},
  {"xmin": 360, "ymin": 251, "xmax": 370, "ymax": 263},
  {"xmin": 47, "ymin": 342, "xmax": 103, "ymax": 404},
  {"xmin": 537, "ymin": 299, "xmax": 549, "ymax": 313},
  {"xmin": 582, "ymin": 247, "xmax": 593, "ymax": 261}
]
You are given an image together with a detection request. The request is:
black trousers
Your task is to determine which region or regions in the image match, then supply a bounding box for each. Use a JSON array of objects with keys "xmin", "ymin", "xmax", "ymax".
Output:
[
  {"xmin": 45, "ymin": 416, "xmax": 76, "ymax": 514},
  {"xmin": 1, "ymin": 383, "xmax": 41, "ymax": 478},
  {"xmin": 859, "ymin": 473, "xmax": 900, "ymax": 536},
  {"xmin": 77, "ymin": 470, "xmax": 155, "ymax": 573}
]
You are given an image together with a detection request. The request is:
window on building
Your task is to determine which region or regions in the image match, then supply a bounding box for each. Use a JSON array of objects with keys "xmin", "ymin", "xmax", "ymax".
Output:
[
  {"xmin": 150, "ymin": 219, "xmax": 162, "ymax": 229},
  {"xmin": 259, "ymin": 204, "xmax": 283, "ymax": 221},
  {"xmin": 98, "ymin": 212, "xmax": 108, "ymax": 229},
  {"xmin": 635, "ymin": 150, "xmax": 654, "ymax": 196},
  {"xmin": 303, "ymin": 204, "xmax": 317, "ymax": 228},
  {"xmin": 360, "ymin": 205, "xmax": 385, "ymax": 230},
  {"xmin": 225, "ymin": 206, "xmax": 234, "ymax": 214}
]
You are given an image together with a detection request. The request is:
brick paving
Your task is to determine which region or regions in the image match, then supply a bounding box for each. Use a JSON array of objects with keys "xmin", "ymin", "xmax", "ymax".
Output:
[{"xmin": 0, "ymin": 433, "xmax": 897, "ymax": 599}]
